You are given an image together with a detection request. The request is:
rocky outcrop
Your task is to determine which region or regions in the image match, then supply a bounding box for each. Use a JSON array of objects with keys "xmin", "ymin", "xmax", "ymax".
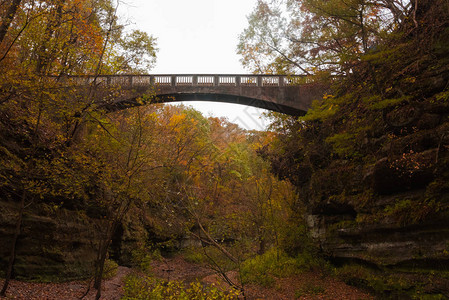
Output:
[
  {"xmin": 0, "ymin": 201, "xmax": 104, "ymax": 281},
  {"xmin": 303, "ymin": 98, "xmax": 449, "ymax": 271}
]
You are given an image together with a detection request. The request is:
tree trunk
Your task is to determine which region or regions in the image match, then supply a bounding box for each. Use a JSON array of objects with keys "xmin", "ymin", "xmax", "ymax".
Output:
[
  {"xmin": 94, "ymin": 244, "xmax": 108, "ymax": 300},
  {"xmin": 0, "ymin": 0, "xmax": 22, "ymax": 46},
  {"xmin": 93, "ymin": 220, "xmax": 117, "ymax": 300},
  {"xmin": 0, "ymin": 189, "xmax": 26, "ymax": 296},
  {"xmin": 258, "ymin": 236, "xmax": 266, "ymax": 255}
]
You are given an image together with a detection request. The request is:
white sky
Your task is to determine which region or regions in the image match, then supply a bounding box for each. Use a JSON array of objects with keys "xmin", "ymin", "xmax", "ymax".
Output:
[{"xmin": 118, "ymin": 0, "xmax": 270, "ymax": 130}]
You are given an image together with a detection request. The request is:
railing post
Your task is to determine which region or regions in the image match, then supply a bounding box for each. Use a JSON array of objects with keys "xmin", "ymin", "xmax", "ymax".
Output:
[
  {"xmin": 193, "ymin": 75, "xmax": 198, "ymax": 86},
  {"xmin": 171, "ymin": 75, "xmax": 176, "ymax": 87},
  {"xmin": 128, "ymin": 75, "xmax": 133, "ymax": 86},
  {"xmin": 279, "ymin": 76, "xmax": 284, "ymax": 87},
  {"xmin": 150, "ymin": 75, "xmax": 155, "ymax": 86},
  {"xmin": 236, "ymin": 76, "xmax": 240, "ymax": 86},
  {"xmin": 257, "ymin": 76, "xmax": 262, "ymax": 87},
  {"xmin": 214, "ymin": 75, "xmax": 219, "ymax": 86}
]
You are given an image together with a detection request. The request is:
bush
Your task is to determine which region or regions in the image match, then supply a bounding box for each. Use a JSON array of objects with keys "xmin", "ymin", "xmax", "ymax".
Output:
[
  {"xmin": 122, "ymin": 273, "xmax": 239, "ymax": 299},
  {"xmin": 182, "ymin": 245, "xmax": 242, "ymax": 273},
  {"xmin": 102, "ymin": 259, "xmax": 118, "ymax": 279},
  {"xmin": 334, "ymin": 264, "xmax": 448, "ymax": 298},
  {"xmin": 131, "ymin": 244, "xmax": 162, "ymax": 272},
  {"xmin": 182, "ymin": 247, "xmax": 208, "ymax": 265},
  {"xmin": 240, "ymin": 248, "xmax": 325, "ymax": 287},
  {"xmin": 278, "ymin": 222, "xmax": 314, "ymax": 257}
]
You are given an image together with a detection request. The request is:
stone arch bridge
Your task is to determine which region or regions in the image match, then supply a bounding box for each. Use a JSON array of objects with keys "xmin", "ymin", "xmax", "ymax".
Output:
[{"xmin": 66, "ymin": 74, "xmax": 328, "ymax": 116}]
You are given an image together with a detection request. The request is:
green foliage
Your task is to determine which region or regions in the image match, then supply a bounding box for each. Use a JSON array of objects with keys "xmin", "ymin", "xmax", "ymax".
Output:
[
  {"xmin": 368, "ymin": 96, "xmax": 410, "ymax": 110},
  {"xmin": 118, "ymin": 29, "xmax": 158, "ymax": 73},
  {"xmin": 336, "ymin": 264, "xmax": 412, "ymax": 295},
  {"xmin": 183, "ymin": 245, "xmax": 244, "ymax": 274},
  {"xmin": 241, "ymin": 248, "xmax": 295, "ymax": 287},
  {"xmin": 182, "ymin": 247, "xmax": 208, "ymax": 265},
  {"xmin": 383, "ymin": 198, "xmax": 442, "ymax": 225},
  {"xmin": 122, "ymin": 274, "xmax": 239, "ymax": 300},
  {"xmin": 278, "ymin": 221, "xmax": 313, "ymax": 257},
  {"xmin": 131, "ymin": 244, "xmax": 162, "ymax": 273},
  {"xmin": 336, "ymin": 264, "xmax": 449, "ymax": 299},
  {"xmin": 433, "ymin": 91, "xmax": 449, "ymax": 103},
  {"xmin": 300, "ymin": 97, "xmax": 338, "ymax": 122},
  {"xmin": 325, "ymin": 132, "xmax": 357, "ymax": 157},
  {"xmin": 240, "ymin": 248, "xmax": 324, "ymax": 287},
  {"xmin": 102, "ymin": 259, "xmax": 118, "ymax": 280}
]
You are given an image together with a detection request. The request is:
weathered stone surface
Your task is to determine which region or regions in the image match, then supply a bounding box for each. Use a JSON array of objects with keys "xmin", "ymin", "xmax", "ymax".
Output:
[
  {"xmin": 302, "ymin": 103, "xmax": 449, "ymax": 271},
  {"xmin": 384, "ymin": 104, "xmax": 422, "ymax": 128},
  {"xmin": 0, "ymin": 201, "xmax": 103, "ymax": 280},
  {"xmin": 417, "ymin": 113, "xmax": 442, "ymax": 129},
  {"xmin": 322, "ymin": 220, "xmax": 449, "ymax": 267}
]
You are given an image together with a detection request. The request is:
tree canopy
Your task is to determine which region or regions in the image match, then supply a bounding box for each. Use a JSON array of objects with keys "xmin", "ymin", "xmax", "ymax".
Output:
[{"xmin": 238, "ymin": 0, "xmax": 416, "ymax": 75}]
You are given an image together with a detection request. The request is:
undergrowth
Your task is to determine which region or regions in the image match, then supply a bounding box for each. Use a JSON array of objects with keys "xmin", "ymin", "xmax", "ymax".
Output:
[
  {"xmin": 240, "ymin": 247, "xmax": 328, "ymax": 287},
  {"xmin": 122, "ymin": 273, "xmax": 239, "ymax": 299},
  {"xmin": 102, "ymin": 259, "xmax": 118, "ymax": 280},
  {"xmin": 335, "ymin": 264, "xmax": 449, "ymax": 299}
]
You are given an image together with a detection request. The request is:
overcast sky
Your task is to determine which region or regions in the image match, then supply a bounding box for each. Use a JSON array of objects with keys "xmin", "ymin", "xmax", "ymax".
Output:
[{"xmin": 118, "ymin": 0, "xmax": 270, "ymax": 130}]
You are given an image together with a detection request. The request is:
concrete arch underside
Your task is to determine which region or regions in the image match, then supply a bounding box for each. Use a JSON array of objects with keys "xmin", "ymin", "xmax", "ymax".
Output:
[{"xmin": 149, "ymin": 93, "xmax": 306, "ymax": 116}]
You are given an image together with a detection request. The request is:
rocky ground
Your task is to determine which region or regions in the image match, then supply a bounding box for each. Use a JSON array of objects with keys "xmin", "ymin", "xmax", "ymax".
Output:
[{"xmin": 0, "ymin": 256, "xmax": 372, "ymax": 299}]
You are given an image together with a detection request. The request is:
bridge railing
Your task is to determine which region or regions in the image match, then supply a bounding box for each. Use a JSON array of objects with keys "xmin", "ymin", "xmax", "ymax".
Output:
[{"xmin": 58, "ymin": 74, "xmax": 310, "ymax": 87}]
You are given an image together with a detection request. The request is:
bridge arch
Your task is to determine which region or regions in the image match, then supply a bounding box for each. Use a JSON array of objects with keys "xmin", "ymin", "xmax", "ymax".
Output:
[
  {"xmin": 68, "ymin": 74, "xmax": 328, "ymax": 116},
  {"xmin": 139, "ymin": 93, "xmax": 306, "ymax": 116}
]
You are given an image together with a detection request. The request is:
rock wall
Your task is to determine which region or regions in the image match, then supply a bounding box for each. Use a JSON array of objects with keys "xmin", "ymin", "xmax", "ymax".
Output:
[
  {"xmin": 0, "ymin": 195, "xmax": 187, "ymax": 280},
  {"xmin": 304, "ymin": 97, "xmax": 449, "ymax": 270},
  {"xmin": 0, "ymin": 201, "xmax": 104, "ymax": 281}
]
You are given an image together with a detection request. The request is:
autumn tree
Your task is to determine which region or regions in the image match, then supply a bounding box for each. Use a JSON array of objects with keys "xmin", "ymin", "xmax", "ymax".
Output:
[
  {"xmin": 0, "ymin": 0, "xmax": 157, "ymax": 296},
  {"xmin": 238, "ymin": 0, "xmax": 415, "ymax": 76},
  {"xmin": 152, "ymin": 113, "xmax": 299, "ymax": 294}
]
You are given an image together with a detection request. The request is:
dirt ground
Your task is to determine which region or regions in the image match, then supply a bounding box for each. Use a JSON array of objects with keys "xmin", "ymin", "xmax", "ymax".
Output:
[{"xmin": 0, "ymin": 256, "xmax": 373, "ymax": 299}]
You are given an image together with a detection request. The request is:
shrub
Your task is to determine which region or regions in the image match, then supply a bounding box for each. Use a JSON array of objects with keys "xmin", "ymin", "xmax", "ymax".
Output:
[
  {"xmin": 131, "ymin": 244, "xmax": 162, "ymax": 272},
  {"xmin": 122, "ymin": 273, "xmax": 239, "ymax": 299},
  {"xmin": 240, "ymin": 248, "xmax": 325, "ymax": 287},
  {"xmin": 278, "ymin": 222, "xmax": 313, "ymax": 257},
  {"xmin": 102, "ymin": 259, "xmax": 118, "ymax": 279},
  {"xmin": 182, "ymin": 245, "xmax": 242, "ymax": 273},
  {"xmin": 334, "ymin": 264, "xmax": 448, "ymax": 298}
]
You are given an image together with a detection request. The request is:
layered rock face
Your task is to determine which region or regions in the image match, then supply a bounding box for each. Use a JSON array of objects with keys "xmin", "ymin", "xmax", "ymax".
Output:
[
  {"xmin": 275, "ymin": 3, "xmax": 449, "ymax": 269},
  {"xmin": 305, "ymin": 99, "xmax": 449, "ymax": 269},
  {"xmin": 0, "ymin": 201, "xmax": 103, "ymax": 280},
  {"xmin": 0, "ymin": 199, "xmax": 177, "ymax": 280}
]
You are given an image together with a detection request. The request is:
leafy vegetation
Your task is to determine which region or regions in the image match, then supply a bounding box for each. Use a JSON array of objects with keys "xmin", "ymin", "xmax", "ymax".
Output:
[
  {"xmin": 240, "ymin": 247, "xmax": 326, "ymax": 287},
  {"xmin": 1, "ymin": 0, "xmax": 449, "ymax": 299},
  {"xmin": 242, "ymin": 0, "xmax": 449, "ymax": 297},
  {"xmin": 336, "ymin": 264, "xmax": 449, "ymax": 299},
  {"xmin": 123, "ymin": 274, "xmax": 239, "ymax": 300}
]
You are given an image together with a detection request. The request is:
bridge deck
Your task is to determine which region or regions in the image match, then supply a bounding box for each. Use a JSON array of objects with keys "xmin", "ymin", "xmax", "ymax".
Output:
[{"xmin": 57, "ymin": 74, "xmax": 327, "ymax": 115}]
